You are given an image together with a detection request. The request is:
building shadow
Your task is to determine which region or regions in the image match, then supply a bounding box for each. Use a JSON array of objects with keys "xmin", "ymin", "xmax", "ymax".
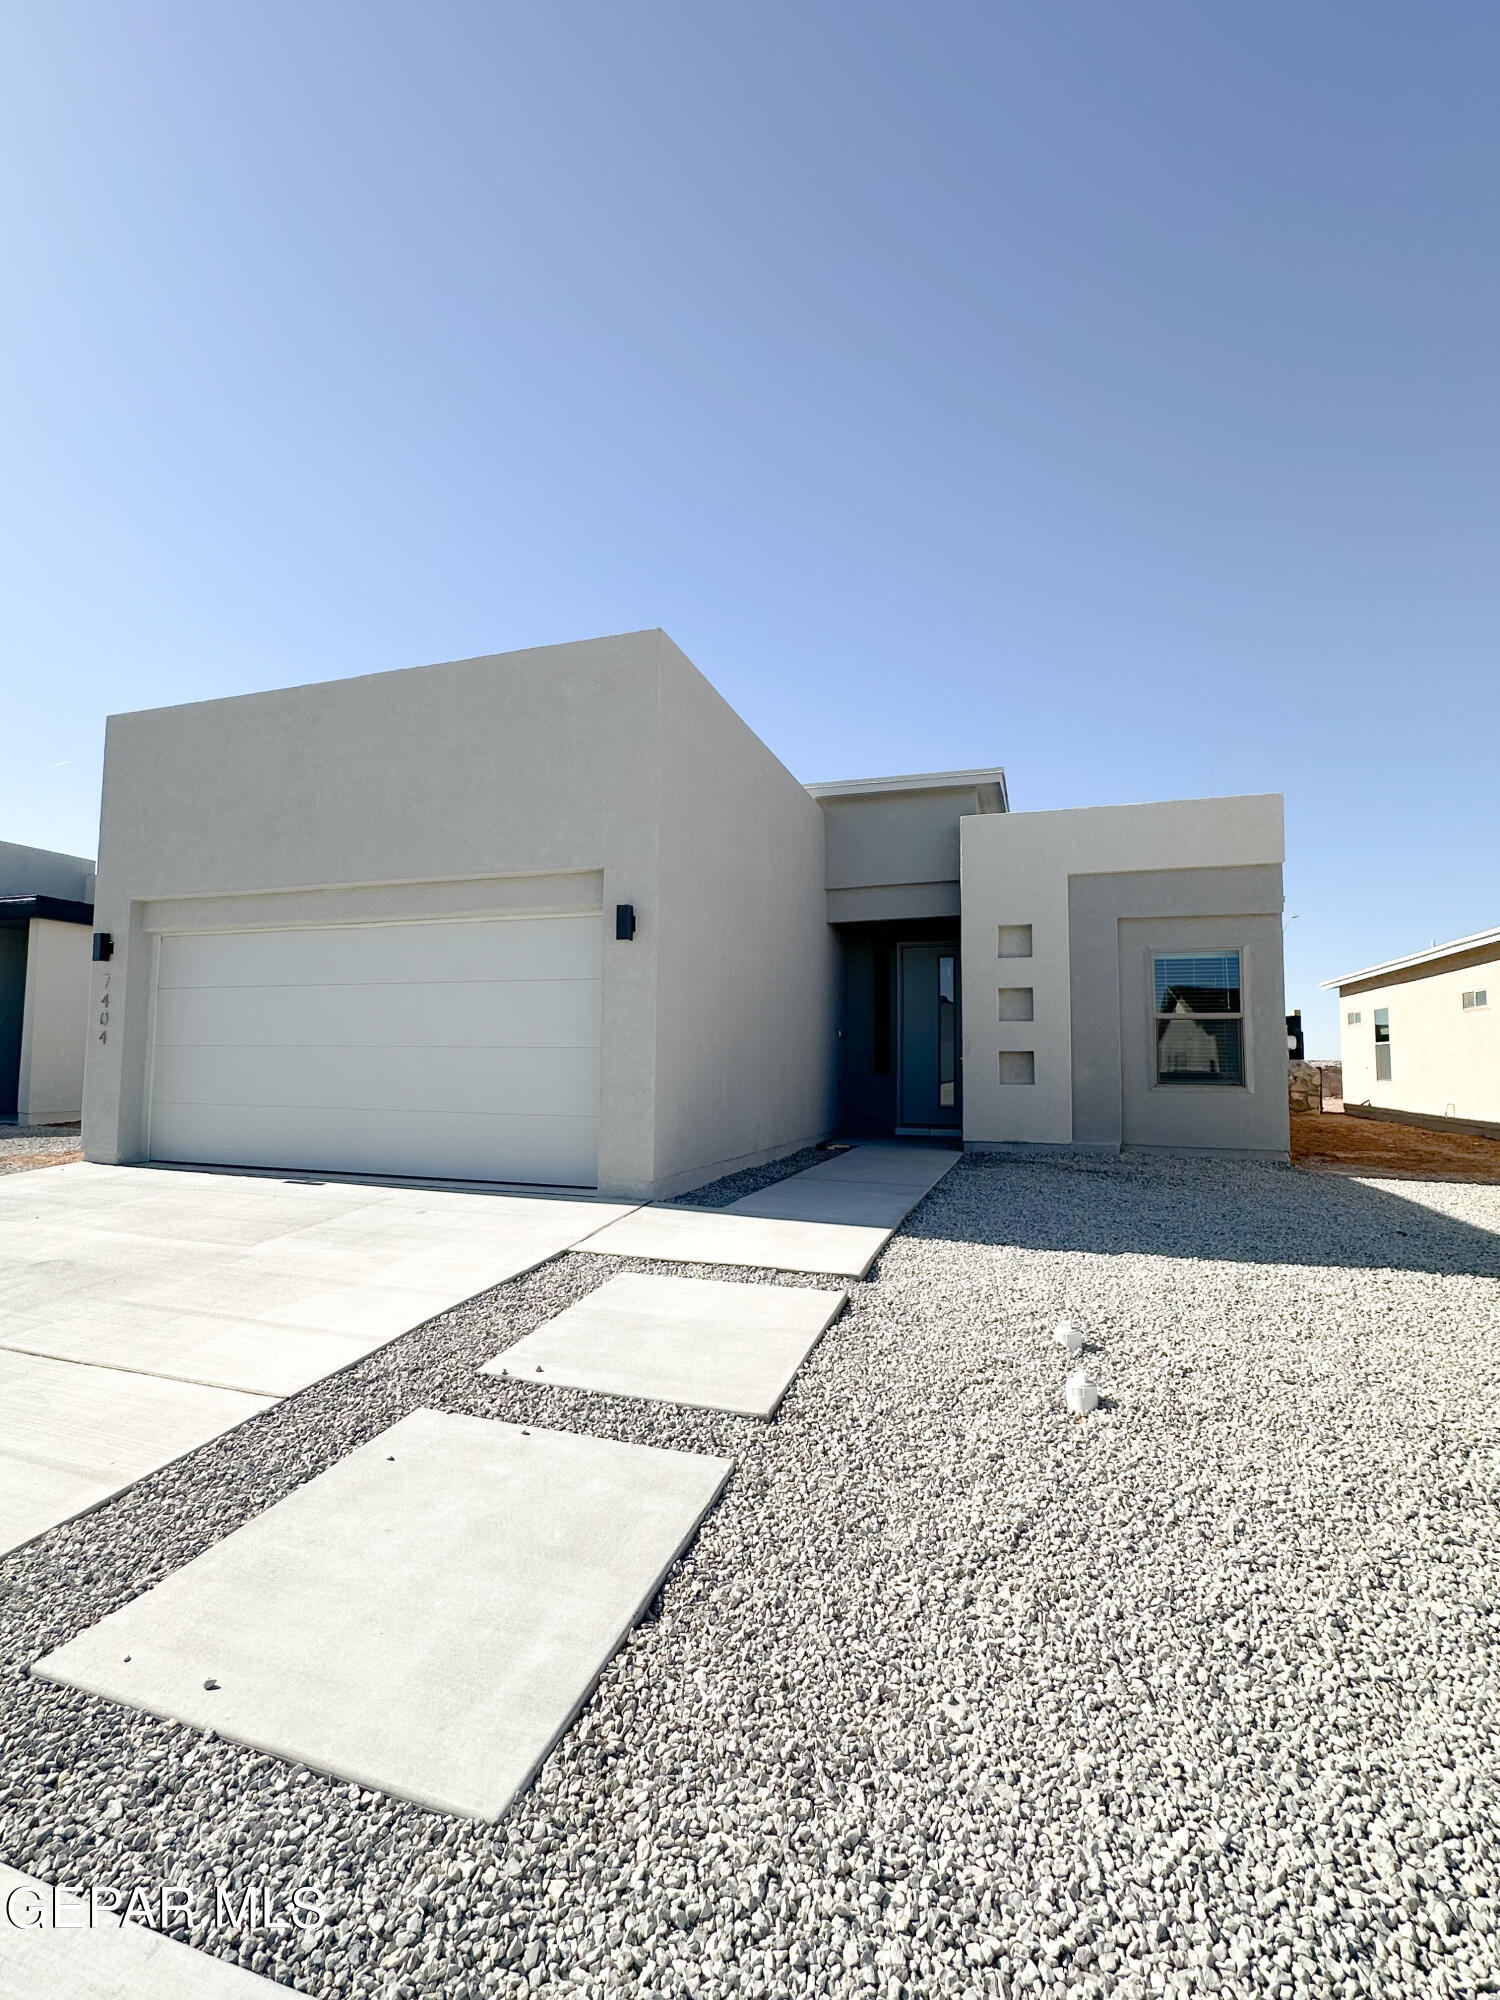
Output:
[{"xmin": 903, "ymin": 1152, "xmax": 1500, "ymax": 1279}]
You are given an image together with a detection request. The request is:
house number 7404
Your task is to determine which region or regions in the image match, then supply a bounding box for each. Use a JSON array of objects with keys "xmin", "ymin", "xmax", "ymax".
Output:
[{"xmin": 98, "ymin": 971, "xmax": 110, "ymax": 1045}]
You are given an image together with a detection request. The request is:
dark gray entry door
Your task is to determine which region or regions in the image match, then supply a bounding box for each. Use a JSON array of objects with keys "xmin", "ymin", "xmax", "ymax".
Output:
[{"xmin": 897, "ymin": 943, "xmax": 961, "ymax": 1129}]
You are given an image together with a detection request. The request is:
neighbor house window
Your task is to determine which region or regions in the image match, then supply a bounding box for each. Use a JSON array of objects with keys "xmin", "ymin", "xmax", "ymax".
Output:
[
  {"xmin": 1346, "ymin": 1010, "xmax": 1362, "ymax": 1025},
  {"xmin": 1462, "ymin": 989, "xmax": 1489, "ymax": 1010},
  {"xmin": 1154, "ymin": 951, "xmax": 1244, "ymax": 1086},
  {"xmin": 1374, "ymin": 1007, "xmax": 1392, "ymax": 1081}
]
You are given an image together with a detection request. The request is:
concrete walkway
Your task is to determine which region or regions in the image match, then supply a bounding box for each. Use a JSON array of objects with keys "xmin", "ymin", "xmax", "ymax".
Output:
[
  {"xmin": 0, "ymin": 1162, "xmax": 637, "ymax": 1556},
  {"xmin": 725, "ymin": 1141, "xmax": 960, "ymax": 1225},
  {"xmin": 577, "ymin": 1141, "xmax": 960, "ymax": 1276}
]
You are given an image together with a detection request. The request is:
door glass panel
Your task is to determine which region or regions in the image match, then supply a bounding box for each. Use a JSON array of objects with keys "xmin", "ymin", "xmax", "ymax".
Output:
[
  {"xmin": 898, "ymin": 943, "xmax": 962, "ymax": 1129},
  {"xmin": 938, "ymin": 954, "xmax": 956, "ymax": 1107}
]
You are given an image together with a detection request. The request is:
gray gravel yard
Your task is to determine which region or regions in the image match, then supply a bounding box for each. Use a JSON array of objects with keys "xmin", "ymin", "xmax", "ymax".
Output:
[
  {"xmin": 2, "ymin": 1151, "xmax": 1498, "ymax": 1999},
  {"xmin": 666, "ymin": 1143, "xmax": 833, "ymax": 1207}
]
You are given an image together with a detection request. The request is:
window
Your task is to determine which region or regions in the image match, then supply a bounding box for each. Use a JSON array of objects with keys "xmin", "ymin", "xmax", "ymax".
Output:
[
  {"xmin": 1153, "ymin": 951, "xmax": 1244, "ymax": 1086},
  {"xmin": 1346, "ymin": 1010, "xmax": 1362, "ymax": 1025},
  {"xmin": 1374, "ymin": 1007, "xmax": 1392, "ymax": 1082},
  {"xmin": 1462, "ymin": 989, "xmax": 1489, "ymax": 1010}
]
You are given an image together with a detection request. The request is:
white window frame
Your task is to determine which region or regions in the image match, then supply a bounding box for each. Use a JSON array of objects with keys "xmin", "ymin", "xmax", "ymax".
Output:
[
  {"xmin": 1150, "ymin": 946, "xmax": 1248, "ymax": 1091},
  {"xmin": 1374, "ymin": 1007, "xmax": 1392, "ymax": 1082}
]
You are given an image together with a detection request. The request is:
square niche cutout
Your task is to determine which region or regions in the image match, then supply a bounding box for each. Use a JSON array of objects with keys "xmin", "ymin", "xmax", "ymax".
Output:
[
  {"xmin": 997, "ymin": 987, "xmax": 1034, "ymax": 1022},
  {"xmin": 997, "ymin": 924, "xmax": 1033, "ymax": 958},
  {"xmin": 998, "ymin": 1051, "xmax": 1036, "ymax": 1085}
]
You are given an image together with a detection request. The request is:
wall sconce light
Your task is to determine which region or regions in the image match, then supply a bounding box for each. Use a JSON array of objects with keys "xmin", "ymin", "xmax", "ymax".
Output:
[
  {"xmin": 92, "ymin": 933, "xmax": 114, "ymax": 962},
  {"xmin": 615, "ymin": 904, "xmax": 636, "ymax": 941}
]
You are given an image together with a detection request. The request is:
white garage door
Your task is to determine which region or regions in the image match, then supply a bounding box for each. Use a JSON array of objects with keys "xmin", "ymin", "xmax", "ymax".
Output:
[{"xmin": 148, "ymin": 916, "xmax": 602, "ymax": 1186}]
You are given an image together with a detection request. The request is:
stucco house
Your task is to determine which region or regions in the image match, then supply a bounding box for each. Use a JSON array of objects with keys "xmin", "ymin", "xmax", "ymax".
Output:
[
  {"xmin": 82, "ymin": 630, "xmax": 1289, "ymax": 1196},
  {"xmin": 1325, "ymin": 927, "xmax": 1499, "ymax": 1133},
  {"xmin": 0, "ymin": 840, "xmax": 96, "ymax": 1126}
]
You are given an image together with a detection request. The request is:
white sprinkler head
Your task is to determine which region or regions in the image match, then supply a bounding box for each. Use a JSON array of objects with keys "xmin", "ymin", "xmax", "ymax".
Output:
[
  {"xmin": 1065, "ymin": 1369, "xmax": 1099, "ymax": 1417},
  {"xmin": 1054, "ymin": 1316, "xmax": 1085, "ymax": 1358}
]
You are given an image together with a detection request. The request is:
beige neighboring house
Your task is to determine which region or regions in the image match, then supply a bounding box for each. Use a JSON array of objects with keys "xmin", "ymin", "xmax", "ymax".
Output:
[
  {"xmin": 81, "ymin": 629, "xmax": 1290, "ymax": 1196},
  {"xmin": 1324, "ymin": 927, "xmax": 1500, "ymax": 1131},
  {"xmin": 0, "ymin": 840, "xmax": 97, "ymax": 1125}
]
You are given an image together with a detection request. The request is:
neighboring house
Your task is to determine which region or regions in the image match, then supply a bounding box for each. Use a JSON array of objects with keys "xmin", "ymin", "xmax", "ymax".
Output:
[
  {"xmin": 0, "ymin": 840, "xmax": 96, "ymax": 1124},
  {"xmin": 82, "ymin": 631, "xmax": 1289, "ymax": 1196},
  {"xmin": 1324, "ymin": 927, "xmax": 1500, "ymax": 1130}
]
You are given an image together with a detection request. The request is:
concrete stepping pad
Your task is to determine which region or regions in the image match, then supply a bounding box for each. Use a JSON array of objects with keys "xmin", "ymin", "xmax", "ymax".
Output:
[
  {"xmin": 33, "ymin": 1410, "xmax": 732, "ymax": 1820},
  {"xmin": 575, "ymin": 1204, "xmax": 891, "ymax": 1278},
  {"xmin": 0, "ymin": 1351, "xmax": 275, "ymax": 1560},
  {"xmin": 0, "ymin": 1864, "xmax": 277, "ymax": 1995},
  {"xmin": 483, "ymin": 1273, "xmax": 846, "ymax": 1417}
]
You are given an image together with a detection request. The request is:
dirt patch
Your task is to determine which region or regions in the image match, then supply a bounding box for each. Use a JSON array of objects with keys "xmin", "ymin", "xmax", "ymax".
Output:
[
  {"xmin": 0, "ymin": 1125, "xmax": 83, "ymax": 1177},
  {"xmin": 0, "ymin": 1145, "xmax": 83, "ymax": 1175},
  {"xmin": 1292, "ymin": 1109, "xmax": 1500, "ymax": 1184}
]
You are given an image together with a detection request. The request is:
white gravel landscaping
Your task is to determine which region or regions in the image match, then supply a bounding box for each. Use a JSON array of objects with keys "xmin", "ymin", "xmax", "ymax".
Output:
[{"xmin": 2, "ymin": 1150, "xmax": 1497, "ymax": 1999}]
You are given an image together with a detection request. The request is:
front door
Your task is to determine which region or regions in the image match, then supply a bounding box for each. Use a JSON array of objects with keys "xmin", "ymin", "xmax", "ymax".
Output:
[{"xmin": 897, "ymin": 943, "xmax": 961, "ymax": 1130}]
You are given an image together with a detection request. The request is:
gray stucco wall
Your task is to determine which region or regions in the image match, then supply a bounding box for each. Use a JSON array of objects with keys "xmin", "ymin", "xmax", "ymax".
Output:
[
  {"xmin": 0, "ymin": 841, "xmax": 95, "ymax": 902},
  {"xmin": 819, "ymin": 785, "xmax": 996, "ymax": 924},
  {"xmin": 0, "ymin": 929, "xmax": 26, "ymax": 1116},
  {"xmin": 18, "ymin": 917, "xmax": 92, "ymax": 1122},
  {"xmin": 961, "ymin": 794, "xmax": 1284, "ymax": 1151},
  {"xmin": 83, "ymin": 629, "xmax": 838, "ymax": 1196},
  {"xmin": 651, "ymin": 647, "xmax": 838, "ymax": 1189},
  {"xmin": 1069, "ymin": 865, "xmax": 1288, "ymax": 1155},
  {"xmin": 822, "ymin": 790, "xmax": 973, "ymax": 893}
]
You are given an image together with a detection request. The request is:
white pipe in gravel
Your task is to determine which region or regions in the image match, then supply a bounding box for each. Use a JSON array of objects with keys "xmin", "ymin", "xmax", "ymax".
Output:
[{"xmin": 1055, "ymin": 1316, "xmax": 1086, "ymax": 1358}]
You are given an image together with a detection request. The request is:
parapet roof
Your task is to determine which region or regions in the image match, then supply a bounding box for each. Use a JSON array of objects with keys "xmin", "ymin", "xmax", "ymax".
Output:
[
  {"xmin": 1322, "ymin": 924, "xmax": 1500, "ymax": 991},
  {"xmin": 805, "ymin": 767, "xmax": 1009, "ymax": 811}
]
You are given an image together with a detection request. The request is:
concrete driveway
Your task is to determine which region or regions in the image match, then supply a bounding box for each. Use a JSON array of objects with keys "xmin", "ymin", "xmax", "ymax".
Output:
[{"xmin": 0, "ymin": 1162, "xmax": 636, "ymax": 1557}]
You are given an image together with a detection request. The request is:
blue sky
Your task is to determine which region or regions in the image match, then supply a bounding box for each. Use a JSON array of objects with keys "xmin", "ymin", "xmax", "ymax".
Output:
[{"xmin": 4, "ymin": 3, "xmax": 1497, "ymax": 1053}]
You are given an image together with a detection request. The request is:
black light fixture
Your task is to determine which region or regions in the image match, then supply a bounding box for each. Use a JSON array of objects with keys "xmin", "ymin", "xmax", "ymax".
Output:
[
  {"xmin": 92, "ymin": 932, "xmax": 114, "ymax": 962},
  {"xmin": 615, "ymin": 904, "xmax": 636, "ymax": 941}
]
